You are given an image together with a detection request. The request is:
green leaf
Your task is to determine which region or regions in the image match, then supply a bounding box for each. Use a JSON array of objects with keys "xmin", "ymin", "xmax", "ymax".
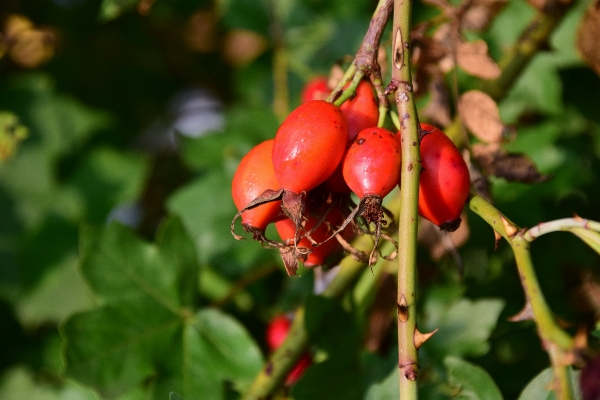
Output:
[
  {"xmin": 0, "ymin": 366, "xmax": 99, "ymax": 400},
  {"xmin": 363, "ymin": 364, "xmax": 399, "ymax": 400},
  {"xmin": 444, "ymin": 356, "xmax": 503, "ymax": 400},
  {"xmin": 79, "ymin": 218, "xmax": 196, "ymax": 309},
  {"xmin": 422, "ymin": 297, "xmax": 505, "ymax": 359},
  {"xmin": 63, "ymin": 218, "xmax": 262, "ymax": 399},
  {"xmin": 68, "ymin": 147, "xmax": 149, "ymax": 224},
  {"xmin": 184, "ymin": 309, "xmax": 264, "ymax": 396},
  {"xmin": 167, "ymin": 170, "xmax": 237, "ymax": 265},
  {"xmin": 570, "ymin": 227, "xmax": 600, "ymax": 256},
  {"xmin": 517, "ymin": 367, "xmax": 581, "ymax": 400},
  {"xmin": 99, "ymin": 0, "xmax": 140, "ymax": 22},
  {"xmin": 169, "ymin": 393, "xmax": 185, "ymax": 400}
]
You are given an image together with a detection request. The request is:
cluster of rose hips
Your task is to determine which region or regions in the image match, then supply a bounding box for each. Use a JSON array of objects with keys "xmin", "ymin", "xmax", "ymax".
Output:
[{"xmin": 231, "ymin": 77, "xmax": 470, "ymax": 274}]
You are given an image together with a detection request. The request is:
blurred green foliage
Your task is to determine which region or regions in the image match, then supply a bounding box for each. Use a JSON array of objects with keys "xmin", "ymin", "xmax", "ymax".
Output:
[{"xmin": 0, "ymin": 0, "xmax": 599, "ymax": 399}]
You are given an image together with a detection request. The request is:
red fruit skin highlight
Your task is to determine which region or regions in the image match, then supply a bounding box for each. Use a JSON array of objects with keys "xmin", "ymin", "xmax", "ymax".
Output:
[{"xmin": 272, "ymin": 100, "xmax": 349, "ymax": 193}]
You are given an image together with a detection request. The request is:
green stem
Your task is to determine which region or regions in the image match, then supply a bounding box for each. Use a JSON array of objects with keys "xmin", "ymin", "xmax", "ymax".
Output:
[
  {"xmin": 523, "ymin": 217, "xmax": 600, "ymax": 242},
  {"xmin": 392, "ymin": 0, "xmax": 420, "ymax": 397},
  {"xmin": 469, "ymin": 196, "xmax": 574, "ymax": 399}
]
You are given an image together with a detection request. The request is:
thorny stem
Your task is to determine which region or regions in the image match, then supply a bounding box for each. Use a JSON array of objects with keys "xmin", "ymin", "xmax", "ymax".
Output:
[
  {"xmin": 470, "ymin": 196, "xmax": 575, "ymax": 400},
  {"xmin": 391, "ymin": 0, "xmax": 420, "ymax": 397}
]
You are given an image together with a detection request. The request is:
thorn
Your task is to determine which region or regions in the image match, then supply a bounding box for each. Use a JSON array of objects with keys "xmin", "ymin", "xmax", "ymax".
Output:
[
  {"xmin": 494, "ymin": 230, "xmax": 502, "ymax": 250},
  {"xmin": 507, "ymin": 301, "xmax": 534, "ymax": 322},
  {"xmin": 397, "ymin": 295, "xmax": 408, "ymax": 323},
  {"xmin": 414, "ymin": 327, "xmax": 438, "ymax": 349},
  {"xmin": 500, "ymin": 214, "xmax": 518, "ymax": 237},
  {"xmin": 573, "ymin": 213, "xmax": 583, "ymax": 221}
]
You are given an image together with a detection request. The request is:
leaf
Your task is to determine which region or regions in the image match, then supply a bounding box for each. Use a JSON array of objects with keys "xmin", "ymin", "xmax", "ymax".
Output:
[
  {"xmin": 517, "ymin": 367, "xmax": 581, "ymax": 400},
  {"xmin": 422, "ymin": 296, "xmax": 505, "ymax": 359},
  {"xmin": 363, "ymin": 366, "xmax": 399, "ymax": 400},
  {"xmin": 63, "ymin": 218, "xmax": 263, "ymax": 399},
  {"xmin": 68, "ymin": 147, "xmax": 149, "ymax": 224},
  {"xmin": 169, "ymin": 393, "xmax": 185, "ymax": 400},
  {"xmin": 167, "ymin": 170, "xmax": 237, "ymax": 265},
  {"xmin": 570, "ymin": 227, "xmax": 600, "ymax": 256},
  {"xmin": 576, "ymin": 0, "xmax": 600, "ymax": 78},
  {"xmin": 444, "ymin": 356, "xmax": 503, "ymax": 400},
  {"xmin": 459, "ymin": 90, "xmax": 511, "ymax": 143},
  {"xmin": 99, "ymin": 0, "xmax": 140, "ymax": 22},
  {"xmin": 0, "ymin": 366, "xmax": 100, "ymax": 400},
  {"xmin": 456, "ymin": 40, "xmax": 502, "ymax": 80},
  {"xmin": 472, "ymin": 143, "xmax": 549, "ymax": 183}
]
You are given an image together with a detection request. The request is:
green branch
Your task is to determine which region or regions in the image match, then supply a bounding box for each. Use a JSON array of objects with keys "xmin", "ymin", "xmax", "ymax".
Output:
[
  {"xmin": 469, "ymin": 196, "xmax": 575, "ymax": 400},
  {"xmin": 391, "ymin": 0, "xmax": 420, "ymax": 397}
]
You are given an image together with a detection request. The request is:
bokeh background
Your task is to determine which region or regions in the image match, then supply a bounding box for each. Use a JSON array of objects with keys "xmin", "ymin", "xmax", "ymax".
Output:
[{"xmin": 1, "ymin": 0, "xmax": 600, "ymax": 399}]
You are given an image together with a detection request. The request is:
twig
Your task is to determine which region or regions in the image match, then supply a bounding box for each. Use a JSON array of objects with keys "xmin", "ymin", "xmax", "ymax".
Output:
[{"xmin": 469, "ymin": 196, "xmax": 575, "ymax": 400}]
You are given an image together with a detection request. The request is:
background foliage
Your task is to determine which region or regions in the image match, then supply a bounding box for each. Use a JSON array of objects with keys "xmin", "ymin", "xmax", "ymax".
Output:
[{"xmin": 0, "ymin": 0, "xmax": 599, "ymax": 399}]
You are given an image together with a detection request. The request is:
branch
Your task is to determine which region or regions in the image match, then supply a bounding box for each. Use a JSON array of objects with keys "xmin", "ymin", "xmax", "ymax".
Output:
[
  {"xmin": 390, "ymin": 0, "xmax": 420, "ymax": 397},
  {"xmin": 469, "ymin": 196, "xmax": 576, "ymax": 400},
  {"xmin": 523, "ymin": 217, "xmax": 600, "ymax": 242},
  {"xmin": 329, "ymin": 0, "xmax": 393, "ymax": 124}
]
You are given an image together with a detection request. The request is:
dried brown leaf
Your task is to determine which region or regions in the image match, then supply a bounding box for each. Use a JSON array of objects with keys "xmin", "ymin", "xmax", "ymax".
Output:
[
  {"xmin": 577, "ymin": 0, "xmax": 600, "ymax": 78},
  {"xmin": 472, "ymin": 143, "xmax": 550, "ymax": 183},
  {"xmin": 456, "ymin": 40, "xmax": 501, "ymax": 79},
  {"xmin": 458, "ymin": 90, "xmax": 510, "ymax": 143},
  {"xmin": 462, "ymin": 0, "xmax": 508, "ymax": 30}
]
